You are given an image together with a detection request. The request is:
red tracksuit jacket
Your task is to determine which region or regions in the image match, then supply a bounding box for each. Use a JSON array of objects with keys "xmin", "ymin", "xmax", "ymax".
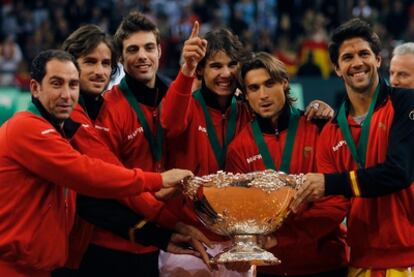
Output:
[
  {"xmin": 72, "ymin": 78, "xmax": 178, "ymax": 255},
  {"xmin": 318, "ymin": 79, "xmax": 414, "ymax": 268},
  {"xmin": 0, "ymin": 108, "xmax": 163, "ymax": 276},
  {"xmin": 161, "ymin": 72, "xmax": 252, "ymax": 235},
  {"xmin": 225, "ymin": 108, "xmax": 349, "ymax": 275}
]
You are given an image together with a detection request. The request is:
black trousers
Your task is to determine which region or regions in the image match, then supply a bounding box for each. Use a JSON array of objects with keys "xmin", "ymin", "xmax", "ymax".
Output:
[
  {"xmin": 76, "ymin": 243, "xmax": 160, "ymax": 277},
  {"xmin": 257, "ymin": 267, "xmax": 348, "ymax": 277}
]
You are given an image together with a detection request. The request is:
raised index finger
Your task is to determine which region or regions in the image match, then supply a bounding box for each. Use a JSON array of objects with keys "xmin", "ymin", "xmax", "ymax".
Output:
[{"xmin": 190, "ymin": 21, "xmax": 200, "ymax": 39}]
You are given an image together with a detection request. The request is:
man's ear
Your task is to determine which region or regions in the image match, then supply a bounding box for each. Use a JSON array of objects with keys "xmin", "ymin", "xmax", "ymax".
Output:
[
  {"xmin": 334, "ymin": 64, "xmax": 342, "ymax": 77},
  {"xmin": 282, "ymin": 79, "xmax": 288, "ymax": 90},
  {"xmin": 196, "ymin": 66, "xmax": 203, "ymax": 80},
  {"xmin": 376, "ymin": 55, "xmax": 382, "ymax": 68},
  {"xmin": 157, "ymin": 44, "xmax": 162, "ymax": 59},
  {"xmin": 30, "ymin": 79, "xmax": 40, "ymax": 99}
]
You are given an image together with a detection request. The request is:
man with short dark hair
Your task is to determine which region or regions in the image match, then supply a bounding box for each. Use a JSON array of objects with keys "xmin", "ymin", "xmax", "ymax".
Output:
[{"xmin": 292, "ymin": 18, "xmax": 414, "ymax": 276}]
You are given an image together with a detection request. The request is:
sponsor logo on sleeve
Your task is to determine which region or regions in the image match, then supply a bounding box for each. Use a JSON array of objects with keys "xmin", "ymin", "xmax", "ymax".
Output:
[
  {"xmin": 198, "ymin": 125, "xmax": 207, "ymax": 134},
  {"xmin": 94, "ymin": 124, "xmax": 110, "ymax": 132},
  {"xmin": 127, "ymin": 126, "xmax": 144, "ymax": 140},
  {"xmin": 246, "ymin": 154, "xmax": 262, "ymax": 164},
  {"xmin": 41, "ymin": 128, "xmax": 57, "ymax": 135},
  {"xmin": 332, "ymin": 140, "xmax": 347, "ymax": 152}
]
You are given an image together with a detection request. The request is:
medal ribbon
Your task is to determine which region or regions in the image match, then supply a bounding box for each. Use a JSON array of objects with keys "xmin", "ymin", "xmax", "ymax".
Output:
[
  {"xmin": 119, "ymin": 78, "xmax": 163, "ymax": 162},
  {"xmin": 337, "ymin": 85, "xmax": 380, "ymax": 168},
  {"xmin": 251, "ymin": 105, "xmax": 300, "ymax": 173},
  {"xmin": 193, "ymin": 89, "xmax": 237, "ymax": 169}
]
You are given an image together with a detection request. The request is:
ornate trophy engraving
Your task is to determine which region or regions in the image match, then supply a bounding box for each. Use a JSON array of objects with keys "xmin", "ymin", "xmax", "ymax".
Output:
[{"xmin": 182, "ymin": 170, "xmax": 303, "ymax": 266}]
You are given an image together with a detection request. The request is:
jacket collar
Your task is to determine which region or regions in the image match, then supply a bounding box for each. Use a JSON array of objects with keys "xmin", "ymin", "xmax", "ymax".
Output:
[
  {"xmin": 331, "ymin": 76, "xmax": 389, "ymax": 124},
  {"xmin": 124, "ymin": 72, "xmax": 169, "ymax": 107},
  {"xmin": 78, "ymin": 91, "xmax": 103, "ymax": 121},
  {"xmin": 199, "ymin": 82, "xmax": 233, "ymax": 112},
  {"xmin": 31, "ymin": 97, "xmax": 80, "ymax": 138},
  {"xmin": 255, "ymin": 103, "xmax": 291, "ymax": 134}
]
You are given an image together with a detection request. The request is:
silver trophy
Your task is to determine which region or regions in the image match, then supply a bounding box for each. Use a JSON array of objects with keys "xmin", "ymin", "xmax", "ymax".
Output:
[{"xmin": 182, "ymin": 170, "xmax": 303, "ymax": 266}]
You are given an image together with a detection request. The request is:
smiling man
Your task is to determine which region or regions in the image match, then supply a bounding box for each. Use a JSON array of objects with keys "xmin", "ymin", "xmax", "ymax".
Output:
[
  {"xmin": 292, "ymin": 18, "xmax": 414, "ymax": 276},
  {"xmin": 63, "ymin": 13, "xmax": 193, "ymax": 277}
]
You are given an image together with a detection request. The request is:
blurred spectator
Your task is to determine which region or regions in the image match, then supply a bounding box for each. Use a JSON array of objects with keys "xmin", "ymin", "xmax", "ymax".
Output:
[
  {"xmin": 1, "ymin": 0, "xmax": 414, "ymax": 88},
  {"xmin": 273, "ymin": 35, "xmax": 298, "ymax": 76},
  {"xmin": 390, "ymin": 42, "xmax": 414, "ymax": 88},
  {"xmin": 385, "ymin": 0, "xmax": 408, "ymax": 40},
  {"xmin": 352, "ymin": 0, "xmax": 373, "ymax": 20},
  {"xmin": 297, "ymin": 52, "xmax": 323, "ymax": 77},
  {"xmin": 0, "ymin": 34, "xmax": 22, "ymax": 86},
  {"xmin": 298, "ymin": 11, "xmax": 331, "ymax": 78}
]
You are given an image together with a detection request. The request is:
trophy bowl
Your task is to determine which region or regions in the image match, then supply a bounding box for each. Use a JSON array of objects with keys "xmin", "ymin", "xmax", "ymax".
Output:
[{"xmin": 182, "ymin": 170, "xmax": 302, "ymax": 266}]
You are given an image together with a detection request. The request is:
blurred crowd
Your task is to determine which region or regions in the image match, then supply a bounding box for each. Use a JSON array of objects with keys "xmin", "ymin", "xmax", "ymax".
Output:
[{"xmin": 1, "ymin": 0, "xmax": 414, "ymax": 88}]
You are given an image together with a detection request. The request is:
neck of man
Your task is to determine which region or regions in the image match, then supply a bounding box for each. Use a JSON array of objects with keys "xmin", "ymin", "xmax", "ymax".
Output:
[
  {"xmin": 347, "ymin": 76, "xmax": 379, "ymax": 117},
  {"xmin": 216, "ymin": 94, "xmax": 233, "ymax": 112},
  {"xmin": 270, "ymin": 111, "xmax": 281, "ymax": 126}
]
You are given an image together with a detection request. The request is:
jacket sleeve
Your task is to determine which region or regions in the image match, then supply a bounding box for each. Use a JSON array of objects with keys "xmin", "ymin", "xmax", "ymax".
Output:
[
  {"xmin": 71, "ymin": 120, "xmax": 179, "ymax": 231},
  {"xmin": 324, "ymin": 90, "xmax": 414, "ymax": 197},
  {"xmin": 160, "ymin": 70, "xmax": 195, "ymax": 136},
  {"xmin": 6, "ymin": 114, "xmax": 163, "ymax": 198},
  {"xmin": 119, "ymin": 193, "xmax": 179, "ymax": 228},
  {"xmin": 77, "ymin": 195, "xmax": 172, "ymax": 251}
]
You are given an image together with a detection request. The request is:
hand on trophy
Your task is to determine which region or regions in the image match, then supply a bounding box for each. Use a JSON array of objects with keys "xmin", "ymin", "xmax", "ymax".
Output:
[
  {"xmin": 166, "ymin": 229, "xmax": 214, "ymax": 270},
  {"xmin": 290, "ymin": 173, "xmax": 325, "ymax": 213},
  {"xmin": 181, "ymin": 21, "xmax": 208, "ymax": 77},
  {"xmin": 160, "ymin": 169, "xmax": 193, "ymax": 188},
  {"xmin": 304, "ymin": 100, "xmax": 334, "ymax": 121},
  {"xmin": 154, "ymin": 187, "xmax": 179, "ymax": 200}
]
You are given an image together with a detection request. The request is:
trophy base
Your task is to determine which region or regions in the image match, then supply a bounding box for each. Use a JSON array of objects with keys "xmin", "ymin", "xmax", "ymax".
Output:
[{"xmin": 212, "ymin": 235, "xmax": 281, "ymax": 266}]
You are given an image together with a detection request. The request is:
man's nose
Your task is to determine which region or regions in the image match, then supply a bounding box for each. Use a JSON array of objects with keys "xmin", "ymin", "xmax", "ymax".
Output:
[{"xmin": 390, "ymin": 74, "xmax": 399, "ymax": 87}]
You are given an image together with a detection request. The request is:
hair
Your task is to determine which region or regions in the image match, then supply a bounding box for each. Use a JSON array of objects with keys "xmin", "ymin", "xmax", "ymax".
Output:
[
  {"xmin": 196, "ymin": 28, "xmax": 248, "ymax": 79},
  {"xmin": 392, "ymin": 42, "xmax": 414, "ymax": 57},
  {"xmin": 113, "ymin": 11, "xmax": 160, "ymax": 54},
  {"xmin": 239, "ymin": 52, "xmax": 295, "ymax": 105},
  {"xmin": 62, "ymin": 24, "xmax": 118, "ymax": 76},
  {"xmin": 30, "ymin": 49, "xmax": 79, "ymax": 82},
  {"xmin": 328, "ymin": 18, "xmax": 381, "ymax": 67}
]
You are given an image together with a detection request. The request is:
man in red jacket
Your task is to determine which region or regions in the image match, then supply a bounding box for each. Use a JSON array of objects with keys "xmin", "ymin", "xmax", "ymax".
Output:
[
  {"xmin": 0, "ymin": 49, "xmax": 198, "ymax": 277},
  {"xmin": 54, "ymin": 24, "xmax": 212, "ymax": 277},
  {"xmin": 225, "ymin": 52, "xmax": 348, "ymax": 276},
  {"xmin": 58, "ymin": 22, "xmax": 212, "ymax": 277},
  {"xmin": 292, "ymin": 18, "xmax": 414, "ymax": 276}
]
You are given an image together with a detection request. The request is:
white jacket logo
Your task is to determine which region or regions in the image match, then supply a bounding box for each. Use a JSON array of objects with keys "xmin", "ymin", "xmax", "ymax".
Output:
[
  {"xmin": 41, "ymin": 128, "xmax": 56, "ymax": 135},
  {"xmin": 127, "ymin": 127, "xmax": 144, "ymax": 140},
  {"xmin": 246, "ymin": 154, "xmax": 262, "ymax": 164},
  {"xmin": 332, "ymin": 140, "xmax": 347, "ymax": 152},
  {"xmin": 198, "ymin": 125, "xmax": 207, "ymax": 133}
]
